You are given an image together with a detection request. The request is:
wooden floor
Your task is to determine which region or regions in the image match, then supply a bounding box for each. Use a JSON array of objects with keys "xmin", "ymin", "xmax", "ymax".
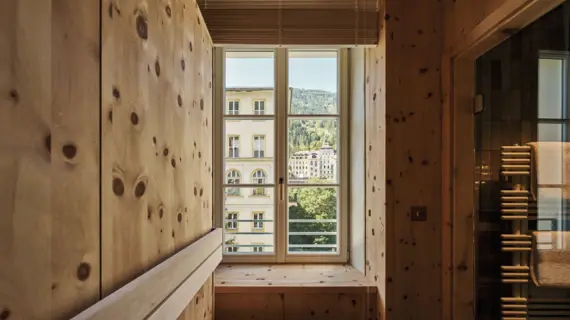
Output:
[{"xmin": 215, "ymin": 264, "xmax": 376, "ymax": 293}]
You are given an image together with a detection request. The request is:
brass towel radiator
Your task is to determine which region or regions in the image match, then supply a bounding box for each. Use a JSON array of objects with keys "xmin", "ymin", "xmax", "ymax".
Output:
[{"xmin": 500, "ymin": 145, "xmax": 570, "ymax": 320}]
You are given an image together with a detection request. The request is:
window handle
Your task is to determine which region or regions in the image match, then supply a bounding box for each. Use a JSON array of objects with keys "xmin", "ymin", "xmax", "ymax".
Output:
[{"xmin": 279, "ymin": 177, "xmax": 284, "ymax": 201}]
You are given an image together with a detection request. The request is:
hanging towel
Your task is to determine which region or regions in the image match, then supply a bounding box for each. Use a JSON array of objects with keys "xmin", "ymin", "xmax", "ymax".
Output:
[
  {"xmin": 531, "ymin": 231, "xmax": 570, "ymax": 288},
  {"xmin": 527, "ymin": 142, "xmax": 570, "ymax": 201}
]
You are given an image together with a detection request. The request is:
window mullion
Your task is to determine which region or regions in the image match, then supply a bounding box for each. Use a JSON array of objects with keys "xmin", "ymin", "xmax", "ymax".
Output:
[{"xmin": 276, "ymin": 48, "xmax": 288, "ymax": 263}]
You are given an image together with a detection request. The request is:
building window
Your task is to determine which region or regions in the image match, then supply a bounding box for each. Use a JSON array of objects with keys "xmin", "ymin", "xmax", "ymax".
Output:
[
  {"xmin": 228, "ymin": 100, "xmax": 239, "ymax": 115},
  {"xmin": 226, "ymin": 212, "xmax": 239, "ymax": 230},
  {"xmin": 226, "ymin": 246, "xmax": 238, "ymax": 253},
  {"xmin": 253, "ymin": 135, "xmax": 265, "ymax": 158},
  {"xmin": 254, "ymin": 100, "xmax": 265, "ymax": 115},
  {"xmin": 228, "ymin": 136, "xmax": 239, "ymax": 158},
  {"xmin": 215, "ymin": 48, "xmax": 346, "ymax": 262},
  {"xmin": 252, "ymin": 170, "xmax": 266, "ymax": 195},
  {"xmin": 226, "ymin": 170, "xmax": 241, "ymax": 196},
  {"xmin": 253, "ymin": 212, "xmax": 265, "ymax": 230}
]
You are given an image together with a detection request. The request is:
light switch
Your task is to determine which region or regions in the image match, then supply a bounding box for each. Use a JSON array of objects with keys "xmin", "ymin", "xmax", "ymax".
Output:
[{"xmin": 411, "ymin": 206, "xmax": 427, "ymax": 222}]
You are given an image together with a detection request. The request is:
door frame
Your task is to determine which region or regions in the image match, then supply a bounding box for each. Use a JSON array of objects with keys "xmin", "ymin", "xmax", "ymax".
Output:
[{"xmin": 441, "ymin": 1, "xmax": 565, "ymax": 319}]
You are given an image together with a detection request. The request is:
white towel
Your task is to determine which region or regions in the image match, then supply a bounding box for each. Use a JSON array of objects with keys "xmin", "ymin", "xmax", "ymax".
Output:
[{"xmin": 531, "ymin": 231, "xmax": 570, "ymax": 288}]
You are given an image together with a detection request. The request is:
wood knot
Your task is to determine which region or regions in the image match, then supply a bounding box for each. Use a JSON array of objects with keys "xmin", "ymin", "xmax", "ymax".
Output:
[
  {"xmin": 165, "ymin": 5, "xmax": 171, "ymax": 17},
  {"xmin": 200, "ymin": 99, "xmax": 204, "ymax": 110},
  {"xmin": 112, "ymin": 87, "xmax": 120, "ymax": 100},
  {"xmin": 159, "ymin": 205, "xmax": 164, "ymax": 219},
  {"xmin": 130, "ymin": 112, "xmax": 139, "ymax": 125},
  {"xmin": 77, "ymin": 262, "xmax": 91, "ymax": 281},
  {"xmin": 9, "ymin": 89, "xmax": 19, "ymax": 104},
  {"xmin": 0, "ymin": 308, "xmax": 11, "ymax": 320},
  {"xmin": 177, "ymin": 94, "xmax": 182, "ymax": 107},
  {"xmin": 199, "ymin": 188, "xmax": 203, "ymax": 196},
  {"xmin": 194, "ymin": 187, "xmax": 198, "ymax": 196},
  {"xmin": 112, "ymin": 178, "xmax": 124, "ymax": 196},
  {"xmin": 62, "ymin": 144, "xmax": 77, "ymax": 159},
  {"xmin": 177, "ymin": 213, "xmax": 182, "ymax": 223},
  {"xmin": 189, "ymin": 41, "xmax": 193, "ymax": 52},
  {"xmin": 152, "ymin": 136, "xmax": 157, "ymax": 144},
  {"xmin": 163, "ymin": 148, "xmax": 169, "ymax": 156},
  {"xmin": 171, "ymin": 158, "xmax": 176, "ymax": 168},
  {"xmin": 155, "ymin": 58, "xmax": 161, "ymax": 77},
  {"xmin": 181, "ymin": 58, "xmax": 185, "ymax": 71},
  {"xmin": 44, "ymin": 134, "xmax": 51, "ymax": 154},
  {"xmin": 147, "ymin": 207, "xmax": 152, "ymax": 220},
  {"xmin": 134, "ymin": 180, "xmax": 146, "ymax": 198},
  {"xmin": 108, "ymin": 109, "xmax": 113, "ymax": 123},
  {"xmin": 135, "ymin": 14, "xmax": 148, "ymax": 40}
]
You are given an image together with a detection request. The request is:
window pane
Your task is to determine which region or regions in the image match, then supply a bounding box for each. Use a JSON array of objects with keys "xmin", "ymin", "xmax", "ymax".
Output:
[
  {"xmin": 288, "ymin": 119, "xmax": 338, "ymax": 184},
  {"xmin": 225, "ymin": 119, "xmax": 274, "ymax": 184},
  {"xmin": 538, "ymin": 123, "xmax": 563, "ymax": 142},
  {"xmin": 225, "ymin": 51, "xmax": 275, "ymax": 115},
  {"xmin": 224, "ymin": 187, "xmax": 275, "ymax": 254},
  {"xmin": 288, "ymin": 50, "xmax": 338, "ymax": 115},
  {"xmin": 287, "ymin": 187, "xmax": 338, "ymax": 254},
  {"xmin": 538, "ymin": 58, "xmax": 564, "ymax": 119}
]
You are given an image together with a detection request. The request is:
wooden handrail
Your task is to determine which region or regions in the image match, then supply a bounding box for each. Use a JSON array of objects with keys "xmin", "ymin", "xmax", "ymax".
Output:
[{"xmin": 72, "ymin": 228, "xmax": 222, "ymax": 320}]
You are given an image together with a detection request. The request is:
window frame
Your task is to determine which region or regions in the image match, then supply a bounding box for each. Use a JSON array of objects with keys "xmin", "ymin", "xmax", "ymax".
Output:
[
  {"xmin": 213, "ymin": 47, "xmax": 349, "ymax": 264},
  {"xmin": 254, "ymin": 99, "xmax": 266, "ymax": 115},
  {"xmin": 253, "ymin": 134, "xmax": 266, "ymax": 158},
  {"xmin": 227, "ymin": 135, "xmax": 240, "ymax": 158},
  {"xmin": 252, "ymin": 211, "xmax": 265, "ymax": 231},
  {"xmin": 228, "ymin": 99, "xmax": 240, "ymax": 115}
]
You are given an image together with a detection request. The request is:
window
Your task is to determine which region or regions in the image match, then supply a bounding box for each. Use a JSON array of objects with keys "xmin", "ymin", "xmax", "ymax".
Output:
[
  {"xmin": 253, "ymin": 212, "xmax": 265, "ymax": 230},
  {"xmin": 253, "ymin": 135, "xmax": 265, "ymax": 158},
  {"xmin": 215, "ymin": 48, "xmax": 346, "ymax": 263},
  {"xmin": 252, "ymin": 170, "xmax": 267, "ymax": 195},
  {"xmin": 226, "ymin": 212, "xmax": 238, "ymax": 230},
  {"xmin": 228, "ymin": 136, "xmax": 239, "ymax": 158},
  {"xmin": 228, "ymin": 100, "xmax": 240, "ymax": 115},
  {"xmin": 254, "ymin": 100, "xmax": 265, "ymax": 115},
  {"xmin": 226, "ymin": 170, "xmax": 241, "ymax": 196}
]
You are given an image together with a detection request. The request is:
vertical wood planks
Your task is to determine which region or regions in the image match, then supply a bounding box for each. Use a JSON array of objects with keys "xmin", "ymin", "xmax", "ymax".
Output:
[
  {"xmin": 0, "ymin": 0, "xmax": 101, "ymax": 318},
  {"xmin": 101, "ymin": 0, "xmax": 213, "ymax": 318},
  {"xmin": 365, "ymin": 0, "xmax": 443, "ymax": 318}
]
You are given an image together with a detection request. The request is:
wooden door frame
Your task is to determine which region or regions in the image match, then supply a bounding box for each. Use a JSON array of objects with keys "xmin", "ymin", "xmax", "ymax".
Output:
[{"xmin": 441, "ymin": 1, "xmax": 565, "ymax": 319}]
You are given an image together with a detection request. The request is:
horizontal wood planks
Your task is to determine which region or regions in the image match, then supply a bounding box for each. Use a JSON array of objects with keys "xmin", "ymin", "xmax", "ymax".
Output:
[
  {"xmin": 365, "ymin": 0, "xmax": 443, "ymax": 319},
  {"xmin": 101, "ymin": 0, "xmax": 214, "ymax": 319},
  {"xmin": 0, "ymin": 0, "xmax": 100, "ymax": 318}
]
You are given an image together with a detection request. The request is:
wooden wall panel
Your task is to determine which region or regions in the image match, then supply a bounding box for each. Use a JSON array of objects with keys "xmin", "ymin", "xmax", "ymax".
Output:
[
  {"xmin": 101, "ymin": 0, "xmax": 214, "ymax": 318},
  {"xmin": 0, "ymin": 0, "xmax": 100, "ymax": 319},
  {"xmin": 365, "ymin": 0, "xmax": 443, "ymax": 319},
  {"xmin": 216, "ymin": 292, "xmax": 376, "ymax": 320}
]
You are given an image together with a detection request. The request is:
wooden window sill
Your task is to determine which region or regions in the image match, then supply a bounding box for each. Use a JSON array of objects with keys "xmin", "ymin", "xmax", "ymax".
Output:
[{"xmin": 214, "ymin": 264, "xmax": 376, "ymax": 294}]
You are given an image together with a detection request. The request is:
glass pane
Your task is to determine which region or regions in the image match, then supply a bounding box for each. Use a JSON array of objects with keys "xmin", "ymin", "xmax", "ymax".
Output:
[
  {"xmin": 225, "ymin": 119, "xmax": 274, "ymax": 184},
  {"xmin": 538, "ymin": 123, "xmax": 563, "ymax": 141},
  {"xmin": 287, "ymin": 187, "xmax": 338, "ymax": 254},
  {"xmin": 288, "ymin": 50, "xmax": 338, "ymax": 115},
  {"xmin": 224, "ymin": 187, "xmax": 275, "ymax": 254},
  {"xmin": 538, "ymin": 58, "xmax": 563, "ymax": 119},
  {"xmin": 225, "ymin": 51, "xmax": 275, "ymax": 115},
  {"xmin": 288, "ymin": 119, "xmax": 338, "ymax": 184}
]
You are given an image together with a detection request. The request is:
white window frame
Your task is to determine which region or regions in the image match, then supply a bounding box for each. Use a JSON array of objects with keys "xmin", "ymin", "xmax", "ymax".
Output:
[
  {"xmin": 254, "ymin": 100, "xmax": 266, "ymax": 115},
  {"xmin": 213, "ymin": 48, "xmax": 349, "ymax": 263},
  {"xmin": 253, "ymin": 212, "xmax": 265, "ymax": 230},
  {"xmin": 228, "ymin": 135, "xmax": 240, "ymax": 158},
  {"xmin": 228, "ymin": 100, "xmax": 240, "ymax": 115},
  {"xmin": 253, "ymin": 135, "xmax": 266, "ymax": 158}
]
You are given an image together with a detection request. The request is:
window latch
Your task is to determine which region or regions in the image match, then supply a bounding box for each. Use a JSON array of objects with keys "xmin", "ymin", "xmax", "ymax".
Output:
[{"xmin": 279, "ymin": 177, "xmax": 284, "ymax": 201}]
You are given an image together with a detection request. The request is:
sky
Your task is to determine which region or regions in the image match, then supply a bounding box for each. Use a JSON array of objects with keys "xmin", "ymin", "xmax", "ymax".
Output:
[{"xmin": 225, "ymin": 57, "xmax": 337, "ymax": 92}]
